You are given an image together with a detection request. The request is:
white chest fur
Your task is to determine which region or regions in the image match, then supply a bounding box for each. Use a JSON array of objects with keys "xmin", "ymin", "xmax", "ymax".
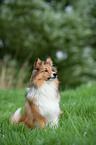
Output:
[{"xmin": 26, "ymin": 81, "xmax": 60, "ymax": 126}]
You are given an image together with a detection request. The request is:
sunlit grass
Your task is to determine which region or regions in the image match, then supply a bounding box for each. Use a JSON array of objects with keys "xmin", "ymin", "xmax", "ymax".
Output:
[{"xmin": 0, "ymin": 83, "xmax": 96, "ymax": 145}]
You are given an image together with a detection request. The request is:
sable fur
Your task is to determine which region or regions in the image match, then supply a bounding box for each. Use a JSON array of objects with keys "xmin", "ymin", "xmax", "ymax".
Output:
[{"xmin": 10, "ymin": 57, "xmax": 63, "ymax": 129}]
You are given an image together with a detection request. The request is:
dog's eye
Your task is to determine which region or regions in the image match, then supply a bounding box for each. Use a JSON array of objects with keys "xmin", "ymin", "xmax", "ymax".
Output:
[
  {"xmin": 52, "ymin": 67, "xmax": 57, "ymax": 72},
  {"xmin": 52, "ymin": 69, "xmax": 55, "ymax": 72},
  {"xmin": 44, "ymin": 69, "xmax": 48, "ymax": 72}
]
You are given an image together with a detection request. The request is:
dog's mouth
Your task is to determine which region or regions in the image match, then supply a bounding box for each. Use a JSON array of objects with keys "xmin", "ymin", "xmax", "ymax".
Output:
[
  {"xmin": 47, "ymin": 72, "xmax": 57, "ymax": 81},
  {"xmin": 48, "ymin": 77, "xmax": 56, "ymax": 80},
  {"xmin": 48, "ymin": 75, "xmax": 57, "ymax": 81}
]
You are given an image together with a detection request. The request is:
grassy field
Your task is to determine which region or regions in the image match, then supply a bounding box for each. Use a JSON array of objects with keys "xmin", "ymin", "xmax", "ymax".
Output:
[{"xmin": 0, "ymin": 83, "xmax": 96, "ymax": 145}]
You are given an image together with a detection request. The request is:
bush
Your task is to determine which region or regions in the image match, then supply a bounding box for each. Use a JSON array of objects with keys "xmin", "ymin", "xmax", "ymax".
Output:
[{"xmin": 0, "ymin": 0, "xmax": 96, "ymax": 89}]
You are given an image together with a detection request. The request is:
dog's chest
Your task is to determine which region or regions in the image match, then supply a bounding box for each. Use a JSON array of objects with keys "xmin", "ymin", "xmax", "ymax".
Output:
[{"xmin": 27, "ymin": 81, "xmax": 60, "ymax": 122}]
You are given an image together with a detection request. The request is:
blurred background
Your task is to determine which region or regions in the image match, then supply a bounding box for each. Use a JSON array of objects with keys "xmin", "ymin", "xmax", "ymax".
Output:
[{"xmin": 0, "ymin": 0, "xmax": 96, "ymax": 90}]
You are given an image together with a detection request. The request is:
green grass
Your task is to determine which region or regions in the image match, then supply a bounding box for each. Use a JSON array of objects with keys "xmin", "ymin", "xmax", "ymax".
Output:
[{"xmin": 0, "ymin": 83, "xmax": 96, "ymax": 145}]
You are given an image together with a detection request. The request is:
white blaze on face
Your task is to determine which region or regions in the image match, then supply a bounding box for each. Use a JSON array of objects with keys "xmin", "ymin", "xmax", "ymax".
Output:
[
  {"xmin": 50, "ymin": 72, "xmax": 57, "ymax": 80},
  {"xmin": 51, "ymin": 72, "xmax": 55, "ymax": 78}
]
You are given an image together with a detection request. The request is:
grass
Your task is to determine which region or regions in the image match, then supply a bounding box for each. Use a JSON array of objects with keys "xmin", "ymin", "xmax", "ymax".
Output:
[{"xmin": 0, "ymin": 82, "xmax": 96, "ymax": 145}]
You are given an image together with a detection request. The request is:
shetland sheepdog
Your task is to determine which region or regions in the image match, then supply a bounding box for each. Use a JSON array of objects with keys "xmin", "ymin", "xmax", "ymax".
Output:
[{"xmin": 10, "ymin": 57, "xmax": 63, "ymax": 128}]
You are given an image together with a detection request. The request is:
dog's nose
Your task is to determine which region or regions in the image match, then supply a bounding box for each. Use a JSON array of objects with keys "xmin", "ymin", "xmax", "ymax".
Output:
[{"xmin": 53, "ymin": 72, "xmax": 57, "ymax": 77}]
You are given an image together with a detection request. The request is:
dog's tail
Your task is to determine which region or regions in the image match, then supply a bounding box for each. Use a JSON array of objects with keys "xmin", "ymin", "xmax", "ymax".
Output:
[{"xmin": 10, "ymin": 108, "xmax": 22, "ymax": 124}]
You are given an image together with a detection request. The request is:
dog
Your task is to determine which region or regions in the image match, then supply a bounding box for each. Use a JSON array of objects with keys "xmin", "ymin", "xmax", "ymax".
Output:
[{"xmin": 10, "ymin": 57, "xmax": 63, "ymax": 129}]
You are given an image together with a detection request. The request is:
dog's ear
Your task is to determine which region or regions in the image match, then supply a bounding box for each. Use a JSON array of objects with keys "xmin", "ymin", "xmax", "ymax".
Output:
[
  {"xmin": 34, "ymin": 57, "xmax": 42, "ymax": 69},
  {"xmin": 46, "ymin": 57, "xmax": 53, "ymax": 66}
]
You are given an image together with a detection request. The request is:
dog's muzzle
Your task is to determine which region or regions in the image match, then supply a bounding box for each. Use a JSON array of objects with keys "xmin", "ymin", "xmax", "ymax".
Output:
[{"xmin": 48, "ymin": 72, "xmax": 57, "ymax": 80}]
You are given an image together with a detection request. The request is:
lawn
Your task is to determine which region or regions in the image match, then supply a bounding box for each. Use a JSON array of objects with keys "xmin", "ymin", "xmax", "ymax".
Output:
[{"xmin": 0, "ymin": 83, "xmax": 96, "ymax": 145}]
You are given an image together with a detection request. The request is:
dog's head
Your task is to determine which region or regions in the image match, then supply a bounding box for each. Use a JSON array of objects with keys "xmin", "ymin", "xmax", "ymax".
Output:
[
  {"xmin": 34, "ymin": 57, "xmax": 57, "ymax": 81},
  {"xmin": 30, "ymin": 57, "xmax": 58, "ymax": 87}
]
